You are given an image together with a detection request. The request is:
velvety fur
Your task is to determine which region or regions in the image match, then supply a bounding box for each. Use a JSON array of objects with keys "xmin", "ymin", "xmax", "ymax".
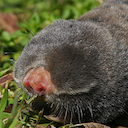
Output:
[{"xmin": 13, "ymin": 0, "xmax": 128, "ymax": 126}]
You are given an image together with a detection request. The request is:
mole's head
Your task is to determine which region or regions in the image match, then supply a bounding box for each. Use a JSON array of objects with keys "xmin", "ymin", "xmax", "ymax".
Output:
[{"xmin": 13, "ymin": 20, "xmax": 114, "ymax": 124}]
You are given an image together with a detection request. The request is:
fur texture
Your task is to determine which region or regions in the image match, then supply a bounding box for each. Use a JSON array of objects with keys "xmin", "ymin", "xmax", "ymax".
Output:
[{"xmin": 13, "ymin": 0, "xmax": 128, "ymax": 126}]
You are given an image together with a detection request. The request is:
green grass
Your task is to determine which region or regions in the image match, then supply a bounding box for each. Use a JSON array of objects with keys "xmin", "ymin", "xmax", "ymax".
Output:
[{"xmin": 0, "ymin": 0, "xmax": 101, "ymax": 127}]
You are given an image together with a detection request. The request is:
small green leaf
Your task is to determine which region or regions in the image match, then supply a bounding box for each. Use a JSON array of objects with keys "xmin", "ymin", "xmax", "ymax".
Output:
[
  {"xmin": 26, "ymin": 95, "xmax": 37, "ymax": 104},
  {"xmin": 0, "ymin": 112, "xmax": 11, "ymax": 119},
  {"xmin": 18, "ymin": 121, "xmax": 31, "ymax": 127},
  {"xmin": 0, "ymin": 67, "xmax": 12, "ymax": 77},
  {"xmin": 1, "ymin": 31, "xmax": 11, "ymax": 41}
]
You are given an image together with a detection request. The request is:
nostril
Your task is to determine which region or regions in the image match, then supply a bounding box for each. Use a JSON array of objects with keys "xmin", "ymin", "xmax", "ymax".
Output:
[
  {"xmin": 37, "ymin": 84, "xmax": 45, "ymax": 92},
  {"xmin": 38, "ymin": 88, "xmax": 43, "ymax": 92},
  {"xmin": 38, "ymin": 88, "xmax": 45, "ymax": 92},
  {"xmin": 26, "ymin": 85, "xmax": 33, "ymax": 91},
  {"xmin": 24, "ymin": 81, "xmax": 30, "ymax": 87},
  {"xmin": 23, "ymin": 81, "xmax": 33, "ymax": 91}
]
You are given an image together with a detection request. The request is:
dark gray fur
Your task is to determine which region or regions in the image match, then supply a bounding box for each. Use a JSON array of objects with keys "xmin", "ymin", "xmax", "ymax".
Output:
[{"xmin": 13, "ymin": 0, "xmax": 128, "ymax": 126}]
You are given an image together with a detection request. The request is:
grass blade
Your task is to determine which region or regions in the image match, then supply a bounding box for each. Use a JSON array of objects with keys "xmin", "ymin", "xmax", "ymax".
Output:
[
  {"xmin": 0, "ymin": 120, "xmax": 3, "ymax": 128},
  {"xmin": 11, "ymin": 91, "xmax": 18, "ymax": 117},
  {"xmin": 0, "ymin": 89, "xmax": 8, "ymax": 112},
  {"xmin": 8, "ymin": 109, "xmax": 21, "ymax": 128}
]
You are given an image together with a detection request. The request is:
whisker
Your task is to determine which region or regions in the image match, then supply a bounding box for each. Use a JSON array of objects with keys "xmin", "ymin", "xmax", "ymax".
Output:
[
  {"xmin": 63, "ymin": 103, "xmax": 68, "ymax": 124},
  {"xmin": 88, "ymin": 102, "xmax": 94, "ymax": 121},
  {"xmin": 4, "ymin": 52, "xmax": 15, "ymax": 55},
  {"xmin": 57, "ymin": 104, "xmax": 63, "ymax": 118},
  {"xmin": 123, "ymin": 109, "xmax": 128, "ymax": 115},
  {"xmin": 70, "ymin": 107, "xmax": 74, "ymax": 124},
  {"xmin": 26, "ymin": 29, "xmax": 35, "ymax": 36},
  {"xmin": 77, "ymin": 105, "xmax": 81, "ymax": 123},
  {"xmin": 79, "ymin": 106, "xmax": 83, "ymax": 122},
  {"xmin": 31, "ymin": 102, "xmax": 39, "ymax": 110},
  {"xmin": 15, "ymin": 44, "xmax": 23, "ymax": 50},
  {"xmin": 53, "ymin": 102, "xmax": 60, "ymax": 115},
  {"xmin": 9, "ymin": 59, "xmax": 16, "ymax": 66},
  {"xmin": 4, "ymin": 47, "xmax": 15, "ymax": 54},
  {"xmin": 58, "ymin": 110, "xmax": 63, "ymax": 119},
  {"xmin": 50, "ymin": 103, "xmax": 54, "ymax": 109}
]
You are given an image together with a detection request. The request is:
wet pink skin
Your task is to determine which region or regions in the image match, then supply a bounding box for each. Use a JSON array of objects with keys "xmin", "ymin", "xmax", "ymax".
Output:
[{"xmin": 22, "ymin": 67, "xmax": 55, "ymax": 95}]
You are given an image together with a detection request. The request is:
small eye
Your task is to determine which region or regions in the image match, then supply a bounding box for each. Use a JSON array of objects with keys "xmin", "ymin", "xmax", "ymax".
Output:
[
  {"xmin": 69, "ymin": 24, "xmax": 73, "ymax": 28},
  {"xmin": 83, "ymin": 65, "xmax": 86, "ymax": 68}
]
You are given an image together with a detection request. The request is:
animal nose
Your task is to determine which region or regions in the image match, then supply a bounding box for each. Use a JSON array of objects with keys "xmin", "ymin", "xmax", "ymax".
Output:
[{"xmin": 22, "ymin": 67, "xmax": 55, "ymax": 95}]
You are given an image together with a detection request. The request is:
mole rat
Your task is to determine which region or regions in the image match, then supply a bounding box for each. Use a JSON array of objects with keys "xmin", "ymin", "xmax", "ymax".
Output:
[{"xmin": 13, "ymin": 0, "xmax": 128, "ymax": 125}]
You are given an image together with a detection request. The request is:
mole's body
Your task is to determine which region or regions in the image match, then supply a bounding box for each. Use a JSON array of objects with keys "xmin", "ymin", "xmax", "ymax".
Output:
[{"xmin": 13, "ymin": 0, "xmax": 128, "ymax": 126}]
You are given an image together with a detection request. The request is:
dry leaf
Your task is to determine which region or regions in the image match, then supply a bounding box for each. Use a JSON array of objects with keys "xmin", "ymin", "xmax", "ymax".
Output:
[
  {"xmin": 0, "ymin": 73, "xmax": 13, "ymax": 85},
  {"xmin": 0, "ymin": 13, "xmax": 19, "ymax": 34},
  {"xmin": 71, "ymin": 122, "xmax": 110, "ymax": 128}
]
